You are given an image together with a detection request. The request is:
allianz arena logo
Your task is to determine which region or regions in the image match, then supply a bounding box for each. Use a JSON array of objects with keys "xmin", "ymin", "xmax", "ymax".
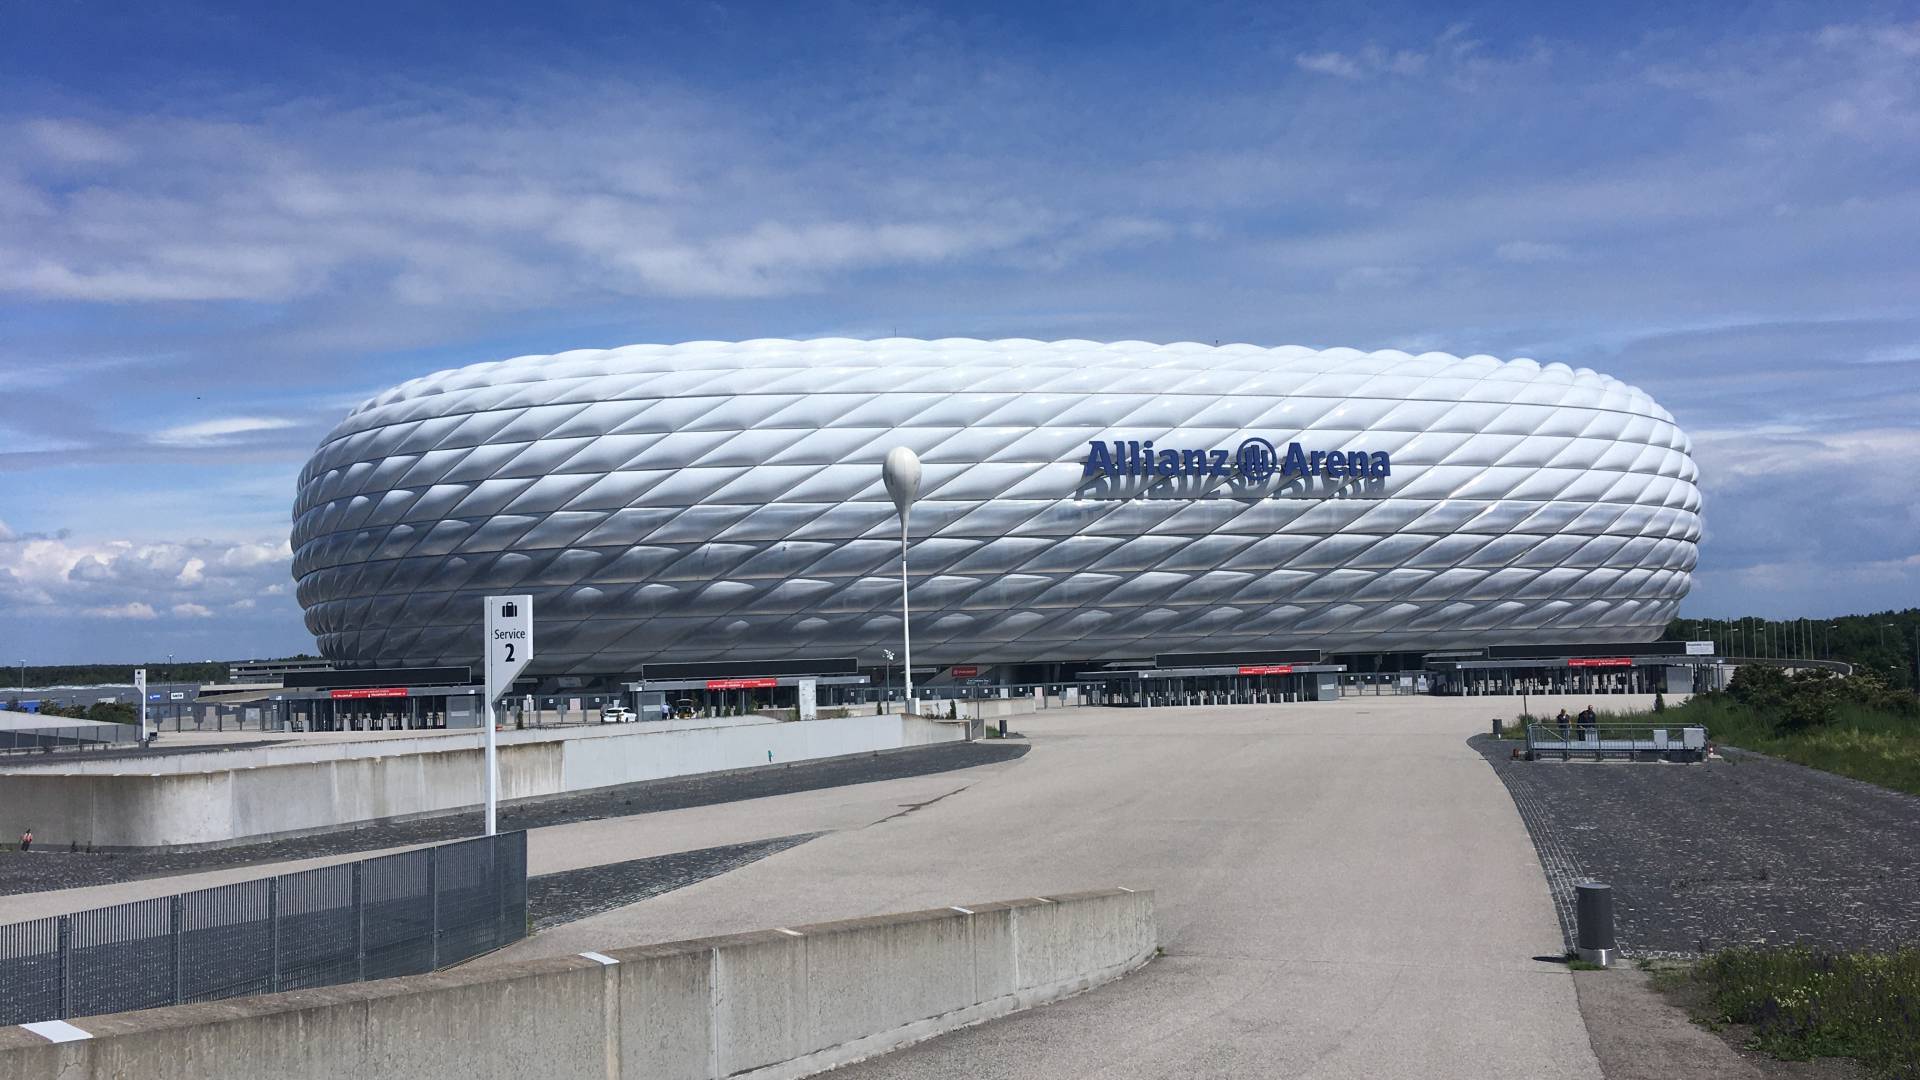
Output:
[{"xmin": 1079, "ymin": 438, "xmax": 1392, "ymax": 500}]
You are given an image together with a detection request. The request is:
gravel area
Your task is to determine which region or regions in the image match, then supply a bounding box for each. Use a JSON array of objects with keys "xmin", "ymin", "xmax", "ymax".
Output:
[
  {"xmin": 0, "ymin": 741, "xmax": 1027, "ymax": 897},
  {"xmin": 1474, "ymin": 735, "xmax": 1920, "ymax": 956},
  {"xmin": 528, "ymin": 833, "xmax": 823, "ymax": 931}
]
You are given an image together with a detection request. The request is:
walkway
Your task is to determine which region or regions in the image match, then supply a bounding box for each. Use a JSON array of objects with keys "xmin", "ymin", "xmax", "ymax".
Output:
[{"xmin": 491, "ymin": 696, "xmax": 1647, "ymax": 1079}]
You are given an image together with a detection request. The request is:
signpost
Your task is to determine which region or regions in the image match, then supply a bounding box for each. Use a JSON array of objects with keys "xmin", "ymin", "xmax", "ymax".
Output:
[
  {"xmin": 134, "ymin": 668, "xmax": 147, "ymax": 743},
  {"xmin": 482, "ymin": 595, "xmax": 533, "ymax": 836}
]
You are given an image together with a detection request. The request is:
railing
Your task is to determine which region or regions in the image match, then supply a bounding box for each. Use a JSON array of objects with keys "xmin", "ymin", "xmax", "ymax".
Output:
[
  {"xmin": 0, "ymin": 724, "xmax": 140, "ymax": 756},
  {"xmin": 1524, "ymin": 722, "xmax": 1709, "ymax": 761},
  {"xmin": 0, "ymin": 831, "xmax": 527, "ymax": 1026}
]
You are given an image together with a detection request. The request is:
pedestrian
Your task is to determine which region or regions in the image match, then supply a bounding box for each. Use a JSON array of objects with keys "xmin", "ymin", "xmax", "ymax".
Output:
[
  {"xmin": 1578, "ymin": 705, "xmax": 1597, "ymax": 740},
  {"xmin": 18, "ymin": 828, "xmax": 31, "ymax": 853},
  {"xmin": 1555, "ymin": 708, "xmax": 1571, "ymax": 739}
]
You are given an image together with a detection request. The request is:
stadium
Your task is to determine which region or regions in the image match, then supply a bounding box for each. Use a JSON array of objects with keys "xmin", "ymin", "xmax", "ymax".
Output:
[{"xmin": 291, "ymin": 338, "xmax": 1701, "ymax": 699}]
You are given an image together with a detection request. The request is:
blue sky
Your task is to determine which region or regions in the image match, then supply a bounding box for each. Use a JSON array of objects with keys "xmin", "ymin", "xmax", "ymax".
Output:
[{"xmin": 2, "ymin": 0, "xmax": 1917, "ymax": 663}]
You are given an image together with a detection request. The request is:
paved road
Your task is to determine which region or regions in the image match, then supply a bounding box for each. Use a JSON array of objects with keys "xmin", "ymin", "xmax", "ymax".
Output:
[{"xmin": 491, "ymin": 695, "xmax": 1658, "ymax": 1080}]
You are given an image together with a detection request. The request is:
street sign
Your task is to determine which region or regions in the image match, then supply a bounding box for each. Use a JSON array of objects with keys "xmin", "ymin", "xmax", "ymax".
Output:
[
  {"xmin": 480, "ymin": 595, "xmax": 533, "ymax": 838},
  {"xmin": 484, "ymin": 595, "xmax": 533, "ymax": 697}
]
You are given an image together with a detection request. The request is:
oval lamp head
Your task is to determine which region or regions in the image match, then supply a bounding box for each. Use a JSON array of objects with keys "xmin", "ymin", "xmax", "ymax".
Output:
[{"xmin": 882, "ymin": 446, "xmax": 922, "ymax": 517}]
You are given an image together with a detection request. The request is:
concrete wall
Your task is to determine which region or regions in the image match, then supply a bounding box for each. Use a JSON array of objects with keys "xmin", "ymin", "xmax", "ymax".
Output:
[
  {"xmin": 0, "ymin": 889, "xmax": 1156, "ymax": 1080},
  {"xmin": 0, "ymin": 714, "xmax": 966, "ymax": 850}
]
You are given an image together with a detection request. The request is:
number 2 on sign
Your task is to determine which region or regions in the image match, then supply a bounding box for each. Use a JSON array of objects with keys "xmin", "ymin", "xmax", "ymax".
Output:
[{"xmin": 505, "ymin": 643, "xmax": 515, "ymax": 663}]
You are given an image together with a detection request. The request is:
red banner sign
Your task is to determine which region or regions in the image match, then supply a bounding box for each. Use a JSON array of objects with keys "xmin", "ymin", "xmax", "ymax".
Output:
[
  {"xmin": 950, "ymin": 665, "xmax": 980, "ymax": 678},
  {"xmin": 1567, "ymin": 658, "xmax": 1633, "ymax": 668},
  {"xmin": 1237, "ymin": 664, "xmax": 1295, "ymax": 675},
  {"xmin": 706, "ymin": 677, "xmax": 778, "ymax": 690},
  {"xmin": 329, "ymin": 687, "xmax": 408, "ymax": 700}
]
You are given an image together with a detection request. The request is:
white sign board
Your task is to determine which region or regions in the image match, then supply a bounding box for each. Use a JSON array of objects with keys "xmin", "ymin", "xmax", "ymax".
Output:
[
  {"xmin": 480, "ymin": 594, "xmax": 533, "ymax": 837},
  {"xmin": 797, "ymin": 678, "xmax": 817, "ymax": 721},
  {"xmin": 1685, "ymin": 640, "xmax": 1713, "ymax": 655},
  {"xmin": 134, "ymin": 668, "xmax": 147, "ymax": 739},
  {"xmin": 484, "ymin": 595, "xmax": 533, "ymax": 700}
]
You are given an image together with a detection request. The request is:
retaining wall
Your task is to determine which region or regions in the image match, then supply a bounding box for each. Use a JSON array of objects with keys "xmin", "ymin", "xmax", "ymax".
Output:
[
  {"xmin": 0, "ymin": 714, "xmax": 966, "ymax": 850},
  {"xmin": 0, "ymin": 889, "xmax": 1156, "ymax": 1080}
]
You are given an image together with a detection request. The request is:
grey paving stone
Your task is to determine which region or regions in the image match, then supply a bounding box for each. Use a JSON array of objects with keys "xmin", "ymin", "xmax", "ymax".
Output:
[{"xmin": 1474, "ymin": 735, "xmax": 1920, "ymax": 956}]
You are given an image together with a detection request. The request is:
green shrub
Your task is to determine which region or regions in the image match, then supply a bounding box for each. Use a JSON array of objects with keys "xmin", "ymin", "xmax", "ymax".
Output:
[
  {"xmin": 1620, "ymin": 681, "xmax": 1920, "ymax": 795},
  {"xmin": 1687, "ymin": 947, "xmax": 1920, "ymax": 1078}
]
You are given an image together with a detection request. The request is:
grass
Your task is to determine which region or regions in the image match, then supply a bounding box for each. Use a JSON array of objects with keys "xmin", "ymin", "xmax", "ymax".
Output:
[
  {"xmin": 1612, "ymin": 695, "xmax": 1920, "ymax": 797},
  {"xmin": 1659, "ymin": 947, "xmax": 1920, "ymax": 1079}
]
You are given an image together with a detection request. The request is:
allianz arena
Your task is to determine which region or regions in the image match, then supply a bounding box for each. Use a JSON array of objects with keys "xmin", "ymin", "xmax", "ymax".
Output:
[{"xmin": 292, "ymin": 339, "xmax": 1701, "ymax": 676}]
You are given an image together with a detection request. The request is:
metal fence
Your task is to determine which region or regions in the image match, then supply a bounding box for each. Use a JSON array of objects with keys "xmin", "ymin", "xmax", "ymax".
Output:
[
  {"xmin": 0, "ymin": 724, "xmax": 139, "ymax": 755},
  {"xmin": 1524, "ymin": 722, "xmax": 1710, "ymax": 761},
  {"xmin": 0, "ymin": 831, "xmax": 527, "ymax": 1026}
]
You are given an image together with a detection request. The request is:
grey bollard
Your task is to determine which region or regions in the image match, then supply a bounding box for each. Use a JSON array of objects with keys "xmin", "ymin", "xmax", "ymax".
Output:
[{"xmin": 1575, "ymin": 881, "xmax": 1616, "ymax": 966}]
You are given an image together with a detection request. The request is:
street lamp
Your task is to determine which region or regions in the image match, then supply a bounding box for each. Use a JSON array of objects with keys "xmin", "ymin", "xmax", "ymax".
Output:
[
  {"xmin": 882, "ymin": 648, "xmax": 895, "ymax": 712},
  {"xmin": 882, "ymin": 447, "xmax": 922, "ymax": 715}
]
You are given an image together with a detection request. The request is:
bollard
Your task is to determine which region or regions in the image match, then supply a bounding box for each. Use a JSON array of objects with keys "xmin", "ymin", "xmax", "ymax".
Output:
[
  {"xmin": 1575, "ymin": 881, "xmax": 1616, "ymax": 967},
  {"xmin": 1491, "ymin": 717, "xmax": 1503, "ymax": 738},
  {"xmin": 998, "ymin": 716, "xmax": 1007, "ymax": 738}
]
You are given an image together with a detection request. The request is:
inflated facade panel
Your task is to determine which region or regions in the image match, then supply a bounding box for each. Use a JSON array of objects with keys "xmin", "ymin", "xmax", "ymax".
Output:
[{"xmin": 293, "ymin": 339, "xmax": 1700, "ymax": 673}]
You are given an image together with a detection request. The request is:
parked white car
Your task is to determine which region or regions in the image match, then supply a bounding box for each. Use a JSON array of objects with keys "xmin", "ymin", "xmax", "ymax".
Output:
[{"xmin": 600, "ymin": 705, "xmax": 636, "ymax": 724}]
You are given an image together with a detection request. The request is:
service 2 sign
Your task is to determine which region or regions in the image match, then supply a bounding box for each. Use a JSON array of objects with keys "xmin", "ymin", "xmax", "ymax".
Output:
[{"xmin": 484, "ymin": 594, "xmax": 533, "ymax": 701}]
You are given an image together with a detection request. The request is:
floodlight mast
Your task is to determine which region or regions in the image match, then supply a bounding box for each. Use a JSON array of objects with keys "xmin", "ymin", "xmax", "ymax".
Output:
[{"xmin": 882, "ymin": 448, "xmax": 922, "ymax": 714}]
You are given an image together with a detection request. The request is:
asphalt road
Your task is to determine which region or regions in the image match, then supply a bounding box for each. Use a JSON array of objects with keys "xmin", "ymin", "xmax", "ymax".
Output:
[{"xmin": 490, "ymin": 695, "xmax": 1655, "ymax": 1080}]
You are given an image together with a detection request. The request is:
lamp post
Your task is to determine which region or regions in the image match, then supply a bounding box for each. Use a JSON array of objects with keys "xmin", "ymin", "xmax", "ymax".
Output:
[
  {"xmin": 882, "ymin": 447, "xmax": 922, "ymax": 716},
  {"xmin": 883, "ymin": 648, "xmax": 895, "ymax": 713}
]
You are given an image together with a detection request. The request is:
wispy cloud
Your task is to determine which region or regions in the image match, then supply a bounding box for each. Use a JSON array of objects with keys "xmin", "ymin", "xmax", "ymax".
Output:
[{"xmin": 151, "ymin": 417, "xmax": 300, "ymax": 446}]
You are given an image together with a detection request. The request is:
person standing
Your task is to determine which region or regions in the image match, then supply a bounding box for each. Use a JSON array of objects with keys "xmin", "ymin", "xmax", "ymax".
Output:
[
  {"xmin": 1555, "ymin": 708, "xmax": 1571, "ymax": 739},
  {"xmin": 18, "ymin": 828, "xmax": 31, "ymax": 852},
  {"xmin": 1578, "ymin": 705, "xmax": 1597, "ymax": 740}
]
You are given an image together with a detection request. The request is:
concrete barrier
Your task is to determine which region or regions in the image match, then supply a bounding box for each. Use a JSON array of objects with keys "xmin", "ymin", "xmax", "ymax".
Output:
[
  {"xmin": 0, "ymin": 889, "xmax": 1156, "ymax": 1080},
  {"xmin": 0, "ymin": 714, "xmax": 966, "ymax": 850}
]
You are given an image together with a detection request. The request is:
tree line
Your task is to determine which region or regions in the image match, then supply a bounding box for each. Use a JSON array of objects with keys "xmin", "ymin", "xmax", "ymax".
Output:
[{"xmin": 1661, "ymin": 608, "xmax": 1920, "ymax": 690}]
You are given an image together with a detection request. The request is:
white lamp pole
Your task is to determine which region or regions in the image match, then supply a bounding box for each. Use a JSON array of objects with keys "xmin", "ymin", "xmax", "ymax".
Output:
[{"xmin": 882, "ymin": 447, "xmax": 922, "ymax": 715}]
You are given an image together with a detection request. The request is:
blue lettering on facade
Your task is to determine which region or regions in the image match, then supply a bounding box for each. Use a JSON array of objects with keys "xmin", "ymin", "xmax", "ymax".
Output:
[{"xmin": 1081, "ymin": 439, "xmax": 1392, "ymax": 481}]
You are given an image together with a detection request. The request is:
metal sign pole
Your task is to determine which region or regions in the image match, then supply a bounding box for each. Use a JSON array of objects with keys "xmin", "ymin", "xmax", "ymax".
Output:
[
  {"xmin": 481, "ymin": 595, "xmax": 533, "ymax": 837},
  {"xmin": 134, "ymin": 668, "xmax": 148, "ymax": 744}
]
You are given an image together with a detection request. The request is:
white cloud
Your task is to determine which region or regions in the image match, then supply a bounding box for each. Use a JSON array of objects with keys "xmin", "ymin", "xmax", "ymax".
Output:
[
  {"xmin": 0, "ymin": 528, "xmax": 294, "ymax": 627},
  {"xmin": 1295, "ymin": 52, "xmax": 1363, "ymax": 79},
  {"xmin": 151, "ymin": 417, "xmax": 299, "ymax": 446},
  {"xmin": 25, "ymin": 120, "xmax": 134, "ymax": 165},
  {"xmin": 83, "ymin": 602, "xmax": 157, "ymax": 620},
  {"xmin": 1495, "ymin": 240, "xmax": 1571, "ymax": 263}
]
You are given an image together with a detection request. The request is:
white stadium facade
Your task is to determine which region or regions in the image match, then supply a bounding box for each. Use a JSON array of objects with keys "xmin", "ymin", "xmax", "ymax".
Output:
[{"xmin": 291, "ymin": 339, "xmax": 1703, "ymax": 709}]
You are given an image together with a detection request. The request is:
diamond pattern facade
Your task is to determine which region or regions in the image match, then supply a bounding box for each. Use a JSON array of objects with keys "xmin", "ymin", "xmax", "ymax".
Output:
[{"xmin": 293, "ymin": 339, "xmax": 1700, "ymax": 674}]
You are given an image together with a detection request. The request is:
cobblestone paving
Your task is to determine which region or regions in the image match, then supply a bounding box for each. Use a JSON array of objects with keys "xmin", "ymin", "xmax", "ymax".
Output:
[
  {"xmin": 528, "ymin": 832, "xmax": 824, "ymax": 932},
  {"xmin": 0, "ymin": 741, "xmax": 1027, "ymax": 898},
  {"xmin": 1473, "ymin": 735, "xmax": 1920, "ymax": 956}
]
